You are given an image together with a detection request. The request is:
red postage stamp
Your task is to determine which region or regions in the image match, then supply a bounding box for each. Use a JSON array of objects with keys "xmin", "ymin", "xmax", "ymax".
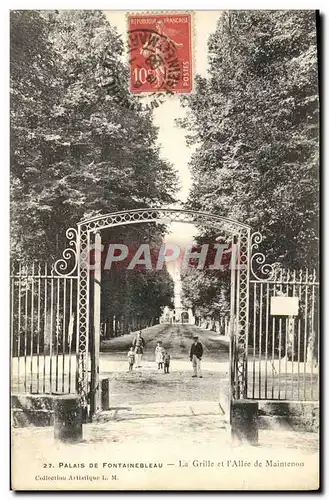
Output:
[{"xmin": 128, "ymin": 13, "xmax": 192, "ymax": 94}]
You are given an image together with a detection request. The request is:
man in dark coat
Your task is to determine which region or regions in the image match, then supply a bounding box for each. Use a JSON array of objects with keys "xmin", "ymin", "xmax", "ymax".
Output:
[
  {"xmin": 163, "ymin": 351, "xmax": 171, "ymax": 374},
  {"xmin": 190, "ymin": 335, "xmax": 203, "ymax": 378}
]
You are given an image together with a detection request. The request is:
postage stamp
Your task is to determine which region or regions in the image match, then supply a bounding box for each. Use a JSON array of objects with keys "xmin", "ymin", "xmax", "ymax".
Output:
[{"xmin": 128, "ymin": 13, "xmax": 192, "ymax": 94}]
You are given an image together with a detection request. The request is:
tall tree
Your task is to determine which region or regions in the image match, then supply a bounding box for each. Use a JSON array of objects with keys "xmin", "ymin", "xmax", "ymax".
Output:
[
  {"xmin": 100, "ymin": 227, "xmax": 175, "ymax": 334},
  {"xmin": 10, "ymin": 10, "xmax": 177, "ymax": 262},
  {"xmin": 180, "ymin": 10, "xmax": 319, "ymax": 270},
  {"xmin": 10, "ymin": 10, "xmax": 177, "ymax": 335},
  {"xmin": 179, "ymin": 10, "xmax": 319, "ymax": 326}
]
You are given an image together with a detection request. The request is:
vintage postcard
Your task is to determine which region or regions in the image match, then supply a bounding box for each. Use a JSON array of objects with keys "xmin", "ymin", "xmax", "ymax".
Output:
[{"xmin": 10, "ymin": 9, "xmax": 320, "ymax": 490}]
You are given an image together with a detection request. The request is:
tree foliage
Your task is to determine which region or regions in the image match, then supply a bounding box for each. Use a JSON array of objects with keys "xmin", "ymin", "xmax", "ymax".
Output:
[
  {"xmin": 10, "ymin": 10, "xmax": 177, "ymax": 330},
  {"xmin": 180, "ymin": 10, "xmax": 319, "ymax": 268},
  {"xmin": 10, "ymin": 10, "xmax": 177, "ymax": 261},
  {"xmin": 179, "ymin": 10, "xmax": 319, "ymax": 320},
  {"xmin": 99, "ymin": 225, "xmax": 175, "ymax": 330}
]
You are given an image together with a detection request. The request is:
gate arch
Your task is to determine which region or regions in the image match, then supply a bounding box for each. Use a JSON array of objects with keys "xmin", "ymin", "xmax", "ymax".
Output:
[
  {"xmin": 54, "ymin": 208, "xmax": 262, "ymax": 415},
  {"xmin": 11, "ymin": 208, "xmax": 318, "ymax": 419},
  {"xmin": 181, "ymin": 311, "xmax": 189, "ymax": 324}
]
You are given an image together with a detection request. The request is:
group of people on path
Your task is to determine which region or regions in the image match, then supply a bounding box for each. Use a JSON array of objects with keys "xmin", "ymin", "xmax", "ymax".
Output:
[
  {"xmin": 127, "ymin": 331, "xmax": 203, "ymax": 378},
  {"xmin": 155, "ymin": 341, "xmax": 171, "ymax": 373}
]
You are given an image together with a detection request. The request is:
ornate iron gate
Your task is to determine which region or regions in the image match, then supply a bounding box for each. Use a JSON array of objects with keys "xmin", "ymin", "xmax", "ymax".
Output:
[
  {"xmin": 75, "ymin": 208, "xmax": 251, "ymax": 415},
  {"xmin": 11, "ymin": 210, "xmax": 251, "ymax": 417},
  {"xmin": 11, "ymin": 208, "xmax": 318, "ymax": 421},
  {"xmin": 10, "ymin": 257, "xmax": 78, "ymax": 395},
  {"xmin": 248, "ymin": 236, "xmax": 319, "ymax": 402}
]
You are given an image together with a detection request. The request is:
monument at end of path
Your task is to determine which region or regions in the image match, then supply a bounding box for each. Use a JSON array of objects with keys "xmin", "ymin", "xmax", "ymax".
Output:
[{"xmin": 160, "ymin": 269, "xmax": 194, "ymax": 325}]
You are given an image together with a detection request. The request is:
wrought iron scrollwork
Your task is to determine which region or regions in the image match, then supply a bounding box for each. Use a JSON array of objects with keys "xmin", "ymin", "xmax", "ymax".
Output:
[
  {"xmin": 74, "ymin": 209, "xmax": 255, "ymax": 407},
  {"xmin": 77, "ymin": 208, "xmax": 250, "ymax": 235},
  {"xmin": 250, "ymin": 231, "xmax": 277, "ymax": 281},
  {"xmin": 53, "ymin": 228, "xmax": 78, "ymax": 277}
]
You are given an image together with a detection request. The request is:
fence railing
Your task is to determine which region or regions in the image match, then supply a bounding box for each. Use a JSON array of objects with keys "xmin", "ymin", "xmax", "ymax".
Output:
[
  {"xmin": 10, "ymin": 260, "xmax": 319, "ymax": 405},
  {"xmin": 10, "ymin": 263, "xmax": 78, "ymax": 394},
  {"xmin": 247, "ymin": 269, "xmax": 319, "ymax": 401}
]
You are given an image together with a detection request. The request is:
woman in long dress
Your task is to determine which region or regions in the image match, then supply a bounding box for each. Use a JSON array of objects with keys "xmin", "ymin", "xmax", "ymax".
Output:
[{"xmin": 155, "ymin": 341, "xmax": 164, "ymax": 370}]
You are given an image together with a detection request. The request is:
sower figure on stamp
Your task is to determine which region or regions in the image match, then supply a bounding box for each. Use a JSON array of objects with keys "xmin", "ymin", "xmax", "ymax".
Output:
[
  {"xmin": 133, "ymin": 330, "xmax": 145, "ymax": 367},
  {"xmin": 139, "ymin": 20, "xmax": 183, "ymax": 89},
  {"xmin": 190, "ymin": 335, "xmax": 203, "ymax": 378}
]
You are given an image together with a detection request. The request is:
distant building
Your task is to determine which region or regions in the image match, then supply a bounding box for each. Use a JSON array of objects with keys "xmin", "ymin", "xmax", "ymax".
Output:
[{"xmin": 160, "ymin": 267, "xmax": 194, "ymax": 324}]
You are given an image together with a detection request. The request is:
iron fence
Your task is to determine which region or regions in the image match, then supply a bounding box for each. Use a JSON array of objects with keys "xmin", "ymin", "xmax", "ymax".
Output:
[
  {"xmin": 247, "ymin": 269, "xmax": 319, "ymax": 401},
  {"xmin": 10, "ymin": 262, "xmax": 78, "ymax": 394},
  {"xmin": 10, "ymin": 257, "xmax": 319, "ymax": 406}
]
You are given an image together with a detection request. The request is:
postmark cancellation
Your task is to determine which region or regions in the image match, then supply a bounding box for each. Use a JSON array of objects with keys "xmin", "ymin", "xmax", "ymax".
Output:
[{"xmin": 128, "ymin": 12, "xmax": 192, "ymax": 94}]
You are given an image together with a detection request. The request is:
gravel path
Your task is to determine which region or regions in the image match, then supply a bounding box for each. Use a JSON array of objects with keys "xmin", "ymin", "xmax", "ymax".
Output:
[
  {"xmin": 100, "ymin": 324, "xmax": 230, "ymax": 407},
  {"xmin": 11, "ymin": 325, "xmax": 319, "ymax": 490}
]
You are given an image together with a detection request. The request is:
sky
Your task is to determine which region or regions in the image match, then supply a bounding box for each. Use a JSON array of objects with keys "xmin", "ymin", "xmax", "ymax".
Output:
[
  {"xmin": 104, "ymin": 11, "xmax": 222, "ymax": 278},
  {"xmin": 105, "ymin": 11, "xmax": 220, "ymax": 200}
]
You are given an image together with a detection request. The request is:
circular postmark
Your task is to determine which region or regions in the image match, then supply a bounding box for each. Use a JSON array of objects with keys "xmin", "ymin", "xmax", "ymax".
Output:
[
  {"xmin": 98, "ymin": 27, "xmax": 184, "ymax": 112},
  {"xmin": 128, "ymin": 27, "xmax": 183, "ymax": 93}
]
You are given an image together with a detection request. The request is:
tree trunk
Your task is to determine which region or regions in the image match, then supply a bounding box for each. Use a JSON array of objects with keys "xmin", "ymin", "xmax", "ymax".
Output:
[
  {"xmin": 114, "ymin": 315, "xmax": 118, "ymax": 337},
  {"xmin": 109, "ymin": 315, "xmax": 114, "ymax": 338}
]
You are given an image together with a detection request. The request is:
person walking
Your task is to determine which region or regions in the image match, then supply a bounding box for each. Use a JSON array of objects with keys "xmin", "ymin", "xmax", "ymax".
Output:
[
  {"xmin": 190, "ymin": 335, "xmax": 203, "ymax": 378},
  {"xmin": 133, "ymin": 330, "xmax": 145, "ymax": 367},
  {"xmin": 163, "ymin": 351, "xmax": 171, "ymax": 374}
]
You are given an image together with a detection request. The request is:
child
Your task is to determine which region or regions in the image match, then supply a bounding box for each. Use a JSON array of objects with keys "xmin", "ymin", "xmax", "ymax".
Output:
[
  {"xmin": 163, "ymin": 351, "xmax": 170, "ymax": 374},
  {"xmin": 155, "ymin": 341, "xmax": 164, "ymax": 370},
  {"xmin": 127, "ymin": 346, "xmax": 135, "ymax": 371}
]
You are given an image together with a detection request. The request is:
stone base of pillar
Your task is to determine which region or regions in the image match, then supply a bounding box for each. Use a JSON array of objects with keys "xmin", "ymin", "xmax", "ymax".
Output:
[
  {"xmin": 101, "ymin": 378, "xmax": 110, "ymax": 411},
  {"xmin": 53, "ymin": 395, "xmax": 83, "ymax": 443},
  {"xmin": 231, "ymin": 400, "xmax": 259, "ymax": 445}
]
